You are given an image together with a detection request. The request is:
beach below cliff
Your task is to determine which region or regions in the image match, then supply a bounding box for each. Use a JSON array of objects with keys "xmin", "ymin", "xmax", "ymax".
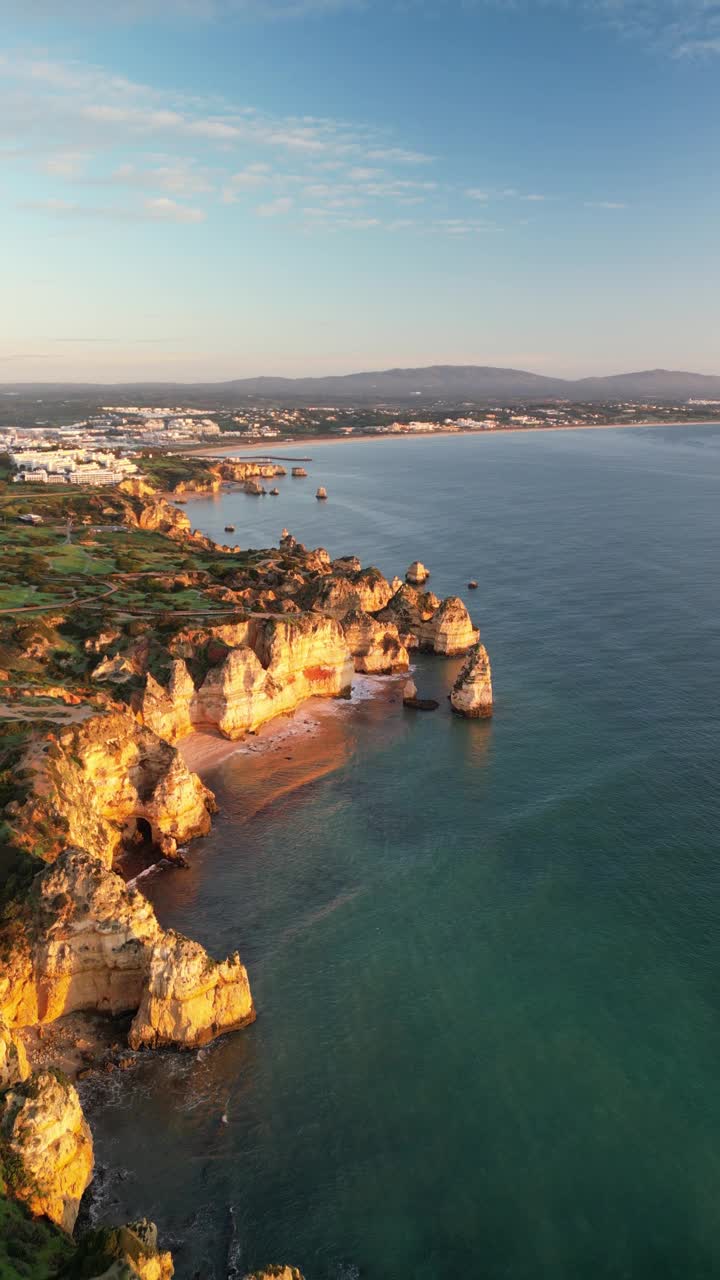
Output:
[{"xmin": 178, "ymin": 671, "xmax": 409, "ymax": 796}]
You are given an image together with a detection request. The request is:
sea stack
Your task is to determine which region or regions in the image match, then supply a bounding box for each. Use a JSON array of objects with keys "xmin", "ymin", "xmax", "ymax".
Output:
[
  {"xmin": 270, "ymin": 487, "xmax": 280, "ymax": 496},
  {"xmin": 316, "ymin": 486, "xmax": 328, "ymax": 500},
  {"xmin": 450, "ymin": 642, "xmax": 493, "ymax": 718},
  {"xmin": 406, "ymin": 561, "xmax": 429, "ymax": 585},
  {"xmin": 402, "ymin": 677, "xmax": 439, "ymax": 711}
]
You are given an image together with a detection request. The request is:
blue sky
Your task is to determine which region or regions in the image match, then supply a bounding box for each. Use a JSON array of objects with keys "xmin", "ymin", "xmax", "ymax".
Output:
[{"xmin": 2, "ymin": 0, "xmax": 719, "ymax": 381}]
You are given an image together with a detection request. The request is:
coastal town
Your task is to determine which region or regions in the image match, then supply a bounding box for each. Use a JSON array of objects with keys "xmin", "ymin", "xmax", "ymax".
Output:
[{"xmin": 1, "ymin": 392, "xmax": 718, "ymax": 470}]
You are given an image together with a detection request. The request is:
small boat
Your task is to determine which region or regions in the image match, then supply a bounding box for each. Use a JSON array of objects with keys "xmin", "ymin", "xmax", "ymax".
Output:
[
  {"xmin": 316, "ymin": 487, "xmax": 328, "ymax": 500},
  {"xmin": 224, "ymin": 525, "xmax": 235, "ymax": 533},
  {"xmin": 292, "ymin": 467, "xmax": 308, "ymax": 477},
  {"xmin": 468, "ymin": 580, "xmax": 478, "ymax": 590}
]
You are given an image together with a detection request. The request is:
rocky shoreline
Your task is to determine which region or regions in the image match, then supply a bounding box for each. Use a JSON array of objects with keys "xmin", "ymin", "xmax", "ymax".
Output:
[{"xmin": 0, "ymin": 487, "xmax": 492, "ymax": 1277}]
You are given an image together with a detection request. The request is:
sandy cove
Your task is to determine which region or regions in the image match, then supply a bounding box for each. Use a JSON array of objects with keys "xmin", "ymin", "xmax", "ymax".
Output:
[{"xmin": 178, "ymin": 671, "xmax": 409, "ymax": 791}]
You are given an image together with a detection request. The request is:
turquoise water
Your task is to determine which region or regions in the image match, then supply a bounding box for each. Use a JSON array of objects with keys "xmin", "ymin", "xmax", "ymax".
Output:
[{"xmin": 83, "ymin": 427, "xmax": 720, "ymax": 1278}]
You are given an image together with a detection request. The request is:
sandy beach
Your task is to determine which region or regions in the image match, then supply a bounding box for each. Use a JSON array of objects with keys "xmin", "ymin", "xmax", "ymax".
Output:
[
  {"xmin": 178, "ymin": 672, "xmax": 408, "ymax": 786},
  {"xmin": 184, "ymin": 417, "xmax": 720, "ymax": 458}
]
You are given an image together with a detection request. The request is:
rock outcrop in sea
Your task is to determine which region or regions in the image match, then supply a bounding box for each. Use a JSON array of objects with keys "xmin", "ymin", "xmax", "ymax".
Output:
[
  {"xmin": 378, "ymin": 586, "xmax": 478, "ymax": 655},
  {"xmin": 0, "ymin": 1071, "xmax": 93, "ymax": 1232},
  {"xmin": 129, "ymin": 932, "xmax": 254, "ymax": 1050},
  {"xmin": 450, "ymin": 642, "xmax": 494, "ymax": 718},
  {"xmin": 405, "ymin": 561, "xmax": 430, "ymax": 584}
]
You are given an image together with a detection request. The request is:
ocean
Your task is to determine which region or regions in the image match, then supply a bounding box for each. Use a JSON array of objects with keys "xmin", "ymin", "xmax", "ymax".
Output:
[{"xmin": 82, "ymin": 425, "xmax": 720, "ymax": 1279}]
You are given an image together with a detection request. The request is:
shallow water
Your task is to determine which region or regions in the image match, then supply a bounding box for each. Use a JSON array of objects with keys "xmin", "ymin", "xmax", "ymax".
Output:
[{"xmin": 82, "ymin": 426, "xmax": 720, "ymax": 1278}]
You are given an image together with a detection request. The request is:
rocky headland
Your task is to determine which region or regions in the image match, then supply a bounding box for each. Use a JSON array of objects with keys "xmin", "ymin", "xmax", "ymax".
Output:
[{"xmin": 0, "ymin": 474, "xmax": 491, "ymax": 1275}]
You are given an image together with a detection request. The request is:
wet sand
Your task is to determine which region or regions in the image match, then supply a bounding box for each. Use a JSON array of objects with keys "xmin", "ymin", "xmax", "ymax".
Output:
[{"xmin": 178, "ymin": 673, "xmax": 407, "ymax": 784}]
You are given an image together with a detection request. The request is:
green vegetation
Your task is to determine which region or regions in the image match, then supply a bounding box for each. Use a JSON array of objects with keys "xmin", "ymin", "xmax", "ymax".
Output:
[
  {"xmin": 0, "ymin": 1194, "xmax": 73, "ymax": 1278},
  {"xmin": 135, "ymin": 452, "xmax": 218, "ymax": 492}
]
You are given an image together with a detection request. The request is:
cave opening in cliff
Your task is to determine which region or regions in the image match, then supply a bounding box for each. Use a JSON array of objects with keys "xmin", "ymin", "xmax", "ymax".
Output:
[{"xmin": 119, "ymin": 816, "xmax": 158, "ymax": 876}]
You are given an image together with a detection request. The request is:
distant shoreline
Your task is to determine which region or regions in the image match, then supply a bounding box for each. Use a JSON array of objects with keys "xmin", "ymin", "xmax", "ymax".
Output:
[{"xmin": 183, "ymin": 418, "xmax": 720, "ymax": 457}]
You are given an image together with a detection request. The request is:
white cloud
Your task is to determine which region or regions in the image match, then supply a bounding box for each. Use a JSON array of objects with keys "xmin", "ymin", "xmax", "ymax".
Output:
[
  {"xmin": 42, "ymin": 151, "xmax": 90, "ymax": 178},
  {"xmin": 21, "ymin": 195, "xmax": 206, "ymax": 222},
  {"xmin": 584, "ymin": 199, "xmax": 627, "ymax": 209},
  {"xmin": 143, "ymin": 196, "xmax": 206, "ymax": 221},
  {"xmin": 256, "ymin": 195, "xmax": 294, "ymax": 216}
]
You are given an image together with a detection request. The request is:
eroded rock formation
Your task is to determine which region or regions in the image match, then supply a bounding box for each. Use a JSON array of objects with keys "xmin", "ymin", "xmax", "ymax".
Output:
[
  {"xmin": 0, "ymin": 1018, "xmax": 30, "ymax": 1088},
  {"xmin": 243, "ymin": 1269, "xmax": 305, "ymax": 1280},
  {"xmin": 0, "ymin": 1071, "xmax": 93, "ymax": 1233},
  {"xmin": 341, "ymin": 610, "xmax": 409, "ymax": 674},
  {"xmin": 9, "ymin": 711, "xmax": 215, "ymax": 866},
  {"xmin": 129, "ymin": 934, "xmax": 255, "ymax": 1050},
  {"xmin": 378, "ymin": 586, "xmax": 478, "ymax": 655},
  {"xmin": 72, "ymin": 1218, "xmax": 174, "ymax": 1280},
  {"xmin": 142, "ymin": 615, "xmax": 354, "ymax": 741},
  {"xmin": 450, "ymin": 642, "xmax": 493, "ymax": 718},
  {"xmin": 406, "ymin": 561, "xmax": 430, "ymax": 584},
  {"xmin": 299, "ymin": 566, "xmax": 394, "ymax": 617},
  {"xmin": 0, "ymin": 848, "xmax": 254, "ymax": 1052}
]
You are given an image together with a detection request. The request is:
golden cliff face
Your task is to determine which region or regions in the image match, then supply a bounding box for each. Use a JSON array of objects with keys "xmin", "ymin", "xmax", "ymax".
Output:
[
  {"xmin": 0, "ymin": 849, "xmax": 254, "ymax": 1054},
  {"xmin": 378, "ymin": 586, "xmax": 478, "ymax": 655},
  {"xmin": 301, "ymin": 567, "xmax": 395, "ymax": 618},
  {"xmin": 73, "ymin": 1219, "xmax": 175, "ymax": 1279},
  {"xmin": 0, "ymin": 1072, "xmax": 94, "ymax": 1233},
  {"xmin": 142, "ymin": 614, "xmax": 354, "ymax": 741},
  {"xmin": 129, "ymin": 933, "xmax": 255, "ymax": 1050},
  {"xmin": 0, "ymin": 1019, "xmax": 30, "ymax": 1089},
  {"xmin": 10, "ymin": 711, "xmax": 215, "ymax": 866},
  {"xmin": 341, "ymin": 610, "xmax": 410, "ymax": 674},
  {"xmin": 1, "ymin": 849, "xmax": 161, "ymax": 1029},
  {"xmin": 450, "ymin": 642, "xmax": 494, "ymax": 717}
]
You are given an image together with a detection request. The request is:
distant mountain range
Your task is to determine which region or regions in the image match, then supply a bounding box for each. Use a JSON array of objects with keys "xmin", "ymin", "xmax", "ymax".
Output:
[{"xmin": 3, "ymin": 365, "xmax": 720, "ymax": 405}]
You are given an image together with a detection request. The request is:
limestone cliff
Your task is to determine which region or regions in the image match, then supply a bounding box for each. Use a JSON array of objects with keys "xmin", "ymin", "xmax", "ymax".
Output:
[
  {"xmin": 450, "ymin": 642, "xmax": 494, "ymax": 718},
  {"xmin": 129, "ymin": 934, "xmax": 255, "ymax": 1050},
  {"xmin": 135, "ymin": 499, "xmax": 191, "ymax": 537},
  {"xmin": 142, "ymin": 615, "xmax": 354, "ymax": 741},
  {"xmin": 0, "ymin": 850, "xmax": 254, "ymax": 1053},
  {"xmin": 300, "ymin": 566, "xmax": 394, "ymax": 617},
  {"xmin": 0, "ymin": 1018, "xmax": 30, "ymax": 1089},
  {"xmin": 378, "ymin": 586, "xmax": 478, "ymax": 655},
  {"xmin": 0, "ymin": 1072, "xmax": 93, "ymax": 1233},
  {"xmin": 420, "ymin": 596, "xmax": 479, "ymax": 655},
  {"xmin": 71, "ymin": 1218, "xmax": 174, "ymax": 1279},
  {"xmin": 243, "ymin": 1269, "xmax": 305, "ymax": 1280},
  {"xmin": 9, "ymin": 711, "xmax": 215, "ymax": 866},
  {"xmin": 341, "ymin": 610, "xmax": 409, "ymax": 674}
]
